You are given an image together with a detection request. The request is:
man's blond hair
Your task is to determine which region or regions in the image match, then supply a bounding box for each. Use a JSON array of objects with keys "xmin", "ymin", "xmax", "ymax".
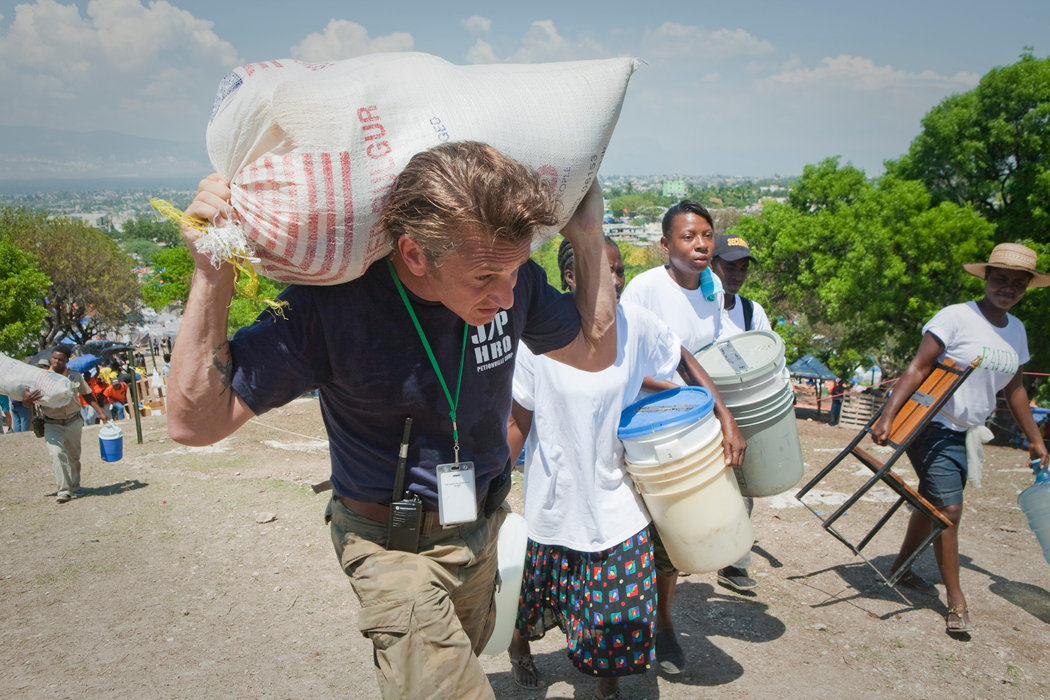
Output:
[{"xmin": 377, "ymin": 141, "xmax": 559, "ymax": 264}]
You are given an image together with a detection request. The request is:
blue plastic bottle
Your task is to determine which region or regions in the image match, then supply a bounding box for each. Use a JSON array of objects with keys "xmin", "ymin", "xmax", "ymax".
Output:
[{"xmin": 1018, "ymin": 459, "xmax": 1050, "ymax": 566}]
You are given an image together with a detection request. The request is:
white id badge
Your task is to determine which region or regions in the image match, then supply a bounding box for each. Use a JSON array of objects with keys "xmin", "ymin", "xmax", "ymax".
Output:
[{"xmin": 436, "ymin": 461, "xmax": 477, "ymax": 525}]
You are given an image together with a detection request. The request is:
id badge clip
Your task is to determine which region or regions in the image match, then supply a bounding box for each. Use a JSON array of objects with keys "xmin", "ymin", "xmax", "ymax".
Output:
[{"xmin": 436, "ymin": 461, "xmax": 477, "ymax": 525}]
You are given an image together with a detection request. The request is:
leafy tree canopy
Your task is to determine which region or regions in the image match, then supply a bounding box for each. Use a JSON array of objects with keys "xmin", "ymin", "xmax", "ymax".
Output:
[
  {"xmin": 1, "ymin": 206, "xmax": 139, "ymax": 349},
  {"xmin": 118, "ymin": 216, "xmax": 181, "ymax": 246},
  {"xmin": 139, "ymin": 244, "xmax": 285, "ymax": 334},
  {"xmin": 0, "ymin": 237, "xmax": 50, "ymax": 356},
  {"xmin": 888, "ymin": 50, "xmax": 1050, "ymax": 244}
]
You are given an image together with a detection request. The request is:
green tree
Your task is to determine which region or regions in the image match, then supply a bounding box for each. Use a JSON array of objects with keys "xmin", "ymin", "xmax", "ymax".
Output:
[
  {"xmin": 1, "ymin": 207, "xmax": 139, "ymax": 348},
  {"xmin": 0, "ymin": 238, "xmax": 50, "ymax": 356},
  {"xmin": 888, "ymin": 51, "xmax": 1050, "ymax": 243},
  {"xmin": 141, "ymin": 246, "xmax": 194, "ymax": 311},
  {"xmin": 140, "ymin": 245, "xmax": 286, "ymax": 334},
  {"xmin": 119, "ymin": 216, "xmax": 181, "ymax": 245},
  {"xmin": 734, "ymin": 163, "xmax": 994, "ymax": 375}
]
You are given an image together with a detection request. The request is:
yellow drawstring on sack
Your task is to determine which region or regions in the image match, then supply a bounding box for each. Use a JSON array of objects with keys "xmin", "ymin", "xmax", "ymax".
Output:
[{"xmin": 150, "ymin": 198, "xmax": 288, "ymax": 317}]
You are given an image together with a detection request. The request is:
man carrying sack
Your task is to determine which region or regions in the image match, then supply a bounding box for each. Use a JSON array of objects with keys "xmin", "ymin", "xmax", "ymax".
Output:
[{"xmin": 167, "ymin": 141, "xmax": 616, "ymax": 698}]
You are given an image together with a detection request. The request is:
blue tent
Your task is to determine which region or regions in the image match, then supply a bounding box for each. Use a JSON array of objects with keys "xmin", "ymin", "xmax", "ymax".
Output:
[
  {"xmin": 788, "ymin": 354, "xmax": 838, "ymax": 381},
  {"xmin": 68, "ymin": 354, "xmax": 101, "ymax": 373}
]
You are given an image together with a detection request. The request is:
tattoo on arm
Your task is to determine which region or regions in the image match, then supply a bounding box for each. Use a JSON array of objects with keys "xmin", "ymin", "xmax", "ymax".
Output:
[{"xmin": 211, "ymin": 341, "xmax": 233, "ymax": 395}]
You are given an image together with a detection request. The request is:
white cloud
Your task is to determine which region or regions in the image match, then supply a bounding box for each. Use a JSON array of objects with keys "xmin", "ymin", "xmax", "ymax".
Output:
[
  {"xmin": 467, "ymin": 19, "xmax": 608, "ymax": 64},
  {"xmin": 461, "ymin": 15, "xmax": 491, "ymax": 35},
  {"xmin": 640, "ymin": 23, "xmax": 775, "ymax": 60},
  {"xmin": 765, "ymin": 55, "xmax": 980, "ymax": 91},
  {"xmin": 466, "ymin": 38, "xmax": 499, "ymax": 65},
  {"xmin": 291, "ymin": 19, "xmax": 413, "ymax": 61},
  {"xmin": 0, "ymin": 0, "xmax": 239, "ymax": 140}
]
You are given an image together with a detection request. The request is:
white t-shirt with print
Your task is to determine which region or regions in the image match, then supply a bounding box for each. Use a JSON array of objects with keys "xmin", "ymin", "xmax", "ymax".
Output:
[
  {"xmin": 512, "ymin": 303, "xmax": 681, "ymax": 551},
  {"xmin": 718, "ymin": 294, "xmax": 772, "ymax": 339},
  {"xmin": 621, "ymin": 265, "xmax": 724, "ymax": 354},
  {"xmin": 924, "ymin": 301, "xmax": 1030, "ymax": 430}
]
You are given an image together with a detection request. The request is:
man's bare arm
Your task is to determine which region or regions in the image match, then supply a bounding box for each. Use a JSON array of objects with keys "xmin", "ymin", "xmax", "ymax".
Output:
[
  {"xmin": 544, "ymin": 180, "xmax": 617, "ymax": 372},
  {"xmin": 167, "ymin": 175, "xmax": 256, "ymax": 446}
]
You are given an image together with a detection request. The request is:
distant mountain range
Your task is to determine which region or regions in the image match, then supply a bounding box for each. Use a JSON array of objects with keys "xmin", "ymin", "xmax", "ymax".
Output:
[{"xmin": 0, "ymin": 125, "xmax": 210, "ymax": 184}]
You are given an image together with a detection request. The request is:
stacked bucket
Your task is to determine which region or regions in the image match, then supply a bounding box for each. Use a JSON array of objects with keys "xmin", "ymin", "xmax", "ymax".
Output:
[
  {"xmin": 618, "ymin": 386, "xmax": 753, "ymax": 574},
  {"xmin": 694, "ymin": 330, "xmax": 804, "ymax": 498}
]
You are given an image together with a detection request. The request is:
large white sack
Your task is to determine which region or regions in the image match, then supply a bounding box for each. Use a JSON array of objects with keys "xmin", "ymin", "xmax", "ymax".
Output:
[
  {"xmin": 0, "ymin": 353, "xmax": 75, "ymax": 409},
  {"xmin": 206, "ymin": 52, "xmax": 637, "ymax": 285}
]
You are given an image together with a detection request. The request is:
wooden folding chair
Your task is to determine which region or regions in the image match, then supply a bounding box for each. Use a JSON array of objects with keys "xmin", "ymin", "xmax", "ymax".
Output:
[{"xmin": 796, "ymin": 357, "xmax": 980, "ymax": 587}]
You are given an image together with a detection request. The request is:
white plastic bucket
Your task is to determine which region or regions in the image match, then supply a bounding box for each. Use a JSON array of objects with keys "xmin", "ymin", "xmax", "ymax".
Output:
[
  {"xmin": 624, "ymin": 436, "xmax": 724, "ymax": 478},
  {"xmin": 481, "ymin": 512, "xmax": 528, "ymax": 655},
  {"xmin": 98, "ymin": 424, "xmax": 123, "ymax": 462},
  {"xmin": 695, "ymin": 331, "xmax": 804, "ymax": 497},
  {"xmin": 619, "ymin": 387, "xmax": 751, "ymax": 574},
  {"xmin": 641, "ymin": 465, "xmax": 753, "ymax": 573},
  {"xmin": 617, "ymin": 387, "xmax": 721, "ymax": 466}
]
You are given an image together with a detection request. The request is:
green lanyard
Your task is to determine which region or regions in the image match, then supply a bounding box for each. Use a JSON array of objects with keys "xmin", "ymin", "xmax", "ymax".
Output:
[{"xmin": 387, "ymin": 259, "xmax": 469, "ymax": 462}]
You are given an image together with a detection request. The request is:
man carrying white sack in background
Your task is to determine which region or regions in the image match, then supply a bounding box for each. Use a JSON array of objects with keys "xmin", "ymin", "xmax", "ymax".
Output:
[{"xmin": 168, "ymin": 141, "xmax": 617, "ymax": 699}]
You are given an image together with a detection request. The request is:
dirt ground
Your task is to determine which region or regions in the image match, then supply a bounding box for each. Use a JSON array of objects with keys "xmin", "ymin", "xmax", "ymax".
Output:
[{"xmin": 1, "ymin": 398, "xmax": 1048, "ymax": 698}]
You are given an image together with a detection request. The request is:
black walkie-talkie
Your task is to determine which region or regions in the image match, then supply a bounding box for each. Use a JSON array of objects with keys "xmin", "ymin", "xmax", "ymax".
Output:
[{"xmin": 387, "ymin": 417, "xmax": 422, "ymax": 552}]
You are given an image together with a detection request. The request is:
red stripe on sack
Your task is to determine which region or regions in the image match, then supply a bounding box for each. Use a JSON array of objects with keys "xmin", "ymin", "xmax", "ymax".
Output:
[
  {"xmin": 303, "ymin": 153, "xmax": 319, "ymax": 277},
  {"xmin": 244, "ymin": 63, "xmax": 255, "ymax": 77},
  {"xmin": 308, "ymin": 151, "xmax": 356, "ymax": 285},
  {"xmin": 283, "ymin": 154, "xmax": 300, "ymax": 264},
  {"xmin": 319, "ymin": 152, "xmax": 337, "ymax": 275},
  {"xmin": 261, "ymin": 156, "xmax": 279, "ymax": 251}
]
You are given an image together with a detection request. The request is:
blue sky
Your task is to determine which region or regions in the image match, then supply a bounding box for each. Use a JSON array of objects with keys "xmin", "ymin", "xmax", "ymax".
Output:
[{"xmin": 0, "ymin": 0, "xmax": 1047, "ymax": 175}]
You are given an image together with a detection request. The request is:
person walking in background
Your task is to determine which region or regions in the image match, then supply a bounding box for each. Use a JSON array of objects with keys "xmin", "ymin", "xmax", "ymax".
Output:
[
  {"xmin": 22, "ymin": 346, "xmax": 110, "ymax": 503},
  {"xmin": 872, "ymin": 243, "xmax": 1050, "ymax": 635},
  {"xmin": 710, "ymin": 232, "xmax": 772, "ymax": 594}
]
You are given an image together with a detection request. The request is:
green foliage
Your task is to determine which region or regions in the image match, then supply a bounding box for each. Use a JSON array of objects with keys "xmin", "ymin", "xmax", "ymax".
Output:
[
  {"xmin": 1, "ymin": 206, "xmax": 139, "ymax": 348},
  {"xmin": 119, "ymin": 216, "xmax": 181, "ymax": 246},
  {"xmin": 734, "ymin": 161, "xmax": 994, "ymax": 375},
  {"xmin": 529, "ymin": 235, "xmax": 665, "ymax": 292},
  {"xmin": 139, "ymin": 244, "xmax": 284, "ymax": 335},
  {"xmin": 0, "ymin": 237, "xmax": 50, "ymax": 355},
  {"xmin": 140, "ymin": 246, "xmax": 194, "ymax": 311},
  {"xmin": 227, "ymin": 273, "xmax": 287, "ymax": 335},
  {"xmin": 788, "ymin": 157, "xmax": 869, "ymax": 213},
  {"xmin": 121, "ymin": 238, "xmax": 162, "ymax": 265},
  {"xmin": 888, "ymin": 51, "xmax": 1050, "ymax": 244}
]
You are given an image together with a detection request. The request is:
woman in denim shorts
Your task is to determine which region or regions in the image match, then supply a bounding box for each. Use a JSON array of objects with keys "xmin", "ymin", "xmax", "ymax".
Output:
[{"xmin": 872, "ymin": 243, "xmax": 1050, "ymax": 635}]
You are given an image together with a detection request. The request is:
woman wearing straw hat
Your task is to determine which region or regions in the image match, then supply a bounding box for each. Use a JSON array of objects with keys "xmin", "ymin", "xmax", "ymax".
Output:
[{"xmin": 872, "ymin": 242, "xmax": 1050, "ymax": 635}]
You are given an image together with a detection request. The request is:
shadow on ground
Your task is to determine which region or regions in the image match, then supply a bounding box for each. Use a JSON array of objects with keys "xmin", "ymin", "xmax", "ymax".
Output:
[{"xmin": 71, "ymin": 479, "xmax": 149, "ymax": 498}]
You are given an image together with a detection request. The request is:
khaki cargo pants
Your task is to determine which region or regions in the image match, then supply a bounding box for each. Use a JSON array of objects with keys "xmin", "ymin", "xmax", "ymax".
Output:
[
  {"xmin": 327, "ymin": 497, "xmax": 504, "ymax": 699},
  {"xmin": 44, "ymin": 416, "xmax": 83, "ymax": 496}
]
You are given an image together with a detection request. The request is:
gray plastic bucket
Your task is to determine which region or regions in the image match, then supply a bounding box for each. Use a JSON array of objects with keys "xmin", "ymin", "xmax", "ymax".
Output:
[{"xmin": 695, "ymin": 331, "xmax": 804, "ymax": 497}]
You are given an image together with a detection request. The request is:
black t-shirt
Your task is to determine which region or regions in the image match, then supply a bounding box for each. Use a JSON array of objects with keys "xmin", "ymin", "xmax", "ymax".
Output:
[{"xmin": 230, "ymin": 257, "xmax": 580, "ymax": 507}]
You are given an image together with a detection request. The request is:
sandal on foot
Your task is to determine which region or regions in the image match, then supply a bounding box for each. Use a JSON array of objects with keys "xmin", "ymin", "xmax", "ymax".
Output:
[
  {"xmin": 897, "ymin": 570, "xmax": 937, "ymax": 596},
  {"xmin": 510, "ymin": 652, "xmax": 545, "ymax": 689},
  {"xmin": 594, "ymin": 688, "xmax": 624, "ymax": 700},
  {"xmin": 946, "ymin": 605, "xmax": 973, "ymax": 634}
]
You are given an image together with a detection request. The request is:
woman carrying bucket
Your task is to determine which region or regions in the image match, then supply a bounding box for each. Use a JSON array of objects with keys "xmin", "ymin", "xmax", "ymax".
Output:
[
  {"xmin": 872, "ymin": 243, "xmax": 1049, "ymax": 635},
  {"xmin": 506, "ymin": 237, "xmax": 745, "ymax": 697}
]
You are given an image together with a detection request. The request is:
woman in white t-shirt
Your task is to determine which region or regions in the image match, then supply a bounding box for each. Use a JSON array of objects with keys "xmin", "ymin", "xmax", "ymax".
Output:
[
  {"xmin": 872, "ymin": 243, "xmax": 1049, "ymax": 635},
  {"xmin": 506, "ymin": 238, "xmax": 744, "ymax": 698}
]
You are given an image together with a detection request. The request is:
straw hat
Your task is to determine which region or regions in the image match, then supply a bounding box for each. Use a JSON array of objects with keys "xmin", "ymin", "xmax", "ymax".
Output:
[{"xmin": 963, "ymin": 243, "xmax": 1050, "ymax": 288}]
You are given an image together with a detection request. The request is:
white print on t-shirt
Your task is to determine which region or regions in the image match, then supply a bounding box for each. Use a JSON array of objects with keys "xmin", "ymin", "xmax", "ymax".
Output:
[
  {"xmin": 978, "ymin": 345, "xmax": 1019, "ymax": 375},
  {"xmin": 472, "ymin": 310, "xmax": 514, "ymax": 372}
]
